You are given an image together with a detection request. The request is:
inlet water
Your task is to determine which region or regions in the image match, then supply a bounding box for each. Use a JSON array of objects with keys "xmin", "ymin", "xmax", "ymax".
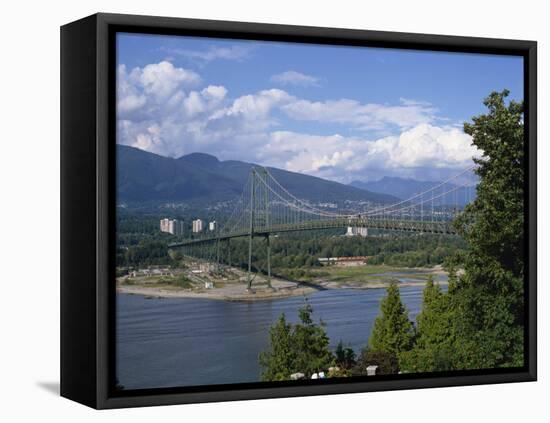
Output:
[{"xmin": 116, "ymin": 281, "xmax": 444, "ymax": 390}]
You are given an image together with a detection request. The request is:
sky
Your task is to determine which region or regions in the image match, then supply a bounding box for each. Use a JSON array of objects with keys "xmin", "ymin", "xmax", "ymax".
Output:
[{"xmin": 116, "ymin": 32, "xmax": 523, "ymax": 183}]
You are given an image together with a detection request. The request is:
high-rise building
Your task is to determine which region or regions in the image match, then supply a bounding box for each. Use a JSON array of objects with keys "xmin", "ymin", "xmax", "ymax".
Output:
[
  {"xmin": 209, "ymin": 221, "xmax": 217, "ymax": 231},
  {"xmin": 192, "ymin": 219, "xmax": 204, "ymax": 233},
  {"xmin": 160, "ymin": 218, "xmax": 184, "ymax": 235},
  {"xmin": 160, "ymin": 218, "xmax": 170, "ymax": 233}
]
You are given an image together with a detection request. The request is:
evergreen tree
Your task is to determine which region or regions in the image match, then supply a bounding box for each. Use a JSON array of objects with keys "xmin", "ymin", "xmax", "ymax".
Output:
[
  {"xmin": 450, "ymin": 90, "xmax": 525, "ymax": 369},
  {"xmin": 292, "ymin": 302, "xmax": 334, "ymax": 376},
  {"xmin": 259, "ymin": 302, "xmax": 334, "ymax": 381},
  {"xmin": 369, "ymin": 282, "xmax": 414, "ymax": 362},
  {"xmin": 397, "ymin": 91, "xmax": 525, "ymax": 373},
  {"xmin": 259, "ymin": 314, "xmax": 296, "ymax": 381},
  {"xmin": 399, "ymin": 276, "xmax": 455, "ymax": 372}
]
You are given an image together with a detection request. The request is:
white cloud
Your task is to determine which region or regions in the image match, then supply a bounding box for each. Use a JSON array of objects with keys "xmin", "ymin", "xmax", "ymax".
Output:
[
  {"xmin": 117, "ymin": 64, "xmax": 146, "ymax": 115},
  {"xmin": 117, "ymin": 63, "xmax": 290, "ymax": 160},
  {"xmin": 117, "ymin": 61, "xmax": 201, "ymax": 121},
  {"xmin": 281, "ymin": 98, "xmax": 438, "ymax": 130},
  {"xmin": 117, "ymin": 62, "xmax": 232, "ymax": 157},
  {"xmin": 270, "ymin": 70, "xmax": 320, "ymax": 87},
  {"xmin": 223, "ymin": 89, "xmax": 293, "ymax": 120},
  {"xmin": 132, "ymin": 61, "xmax": 200, "ymax": 99},
  {"xmin": 118, "ymin": 93, "xmax": 146, "ymax": 114},
  {"xmin": 202, "ymin": 89, "xmax": 295, "ymax": 137},
  {"xmin": 368, "ymin": 124, "xmax": 478, "ymax": 169},
  {"xmin": 201, "ymin": 85, "xmax": 228, "ymax": 102},
  {"xmin": 255, "ymin": 124, "xmax": 479, "ymax": 183},
  {"xmin": 180, "ymin": 85, "xmax": 228, "ymax": 118},
  {"xmin": 117, "ymin": 60, "xmax": 476, "ymax": 182}
]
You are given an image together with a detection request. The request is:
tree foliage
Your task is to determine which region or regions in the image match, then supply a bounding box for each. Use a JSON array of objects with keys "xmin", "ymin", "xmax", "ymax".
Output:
[
  {"xmin": 259, "ymin": 302, "xmax": 334, "ymax": 381},
  {"xmin": 368, "ymin": 282, "xmax": 414, "ymax": 362},
  {"xmin": 399, "ymin": 276, "xmax": 455, "ymax": 372},
  {"xmin": 398, "ymin": 90, "xmax": 525, "ymax": 372},
  {"xmin": 450, "ymin": 90, "xmax": 525, "ymax": 369},
  {"xmin": 293, "ymin": 304, "xmax": 335, "ymax": 376},
  {"xmin": 258, "ymin": 314, "xmax": 296, "ymax": 381}
]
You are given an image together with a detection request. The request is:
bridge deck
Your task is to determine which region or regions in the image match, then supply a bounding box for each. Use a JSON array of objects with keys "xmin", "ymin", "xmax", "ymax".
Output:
[{"xmin": 168, "ymin": 218, "xmax": 456, "ymax": 248}]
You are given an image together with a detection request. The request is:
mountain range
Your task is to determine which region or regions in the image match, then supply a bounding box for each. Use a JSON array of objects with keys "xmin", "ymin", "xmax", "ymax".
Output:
[
  {"xmin": 116, "ymin": 145, "xmax": 398, "ymax": 204},
  {"xmin": 350, "ymin": 176, "xmax": 476, "ymax": 206}
]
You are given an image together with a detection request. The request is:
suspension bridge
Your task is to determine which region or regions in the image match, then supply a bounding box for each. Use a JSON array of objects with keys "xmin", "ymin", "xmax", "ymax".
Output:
[{"xmin": 169, "ymin": 166, "xmax": 476, "ymax": 290}]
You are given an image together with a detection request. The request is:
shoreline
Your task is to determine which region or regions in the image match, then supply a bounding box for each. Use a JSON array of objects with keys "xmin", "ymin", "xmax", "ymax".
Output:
[
  {"xmin": 116, "ymin": 269, "xmax": 448, "ymax": 302},
  {"xmin": 116, "ymin": 284, "xmax": 318, "ymax": 301}
]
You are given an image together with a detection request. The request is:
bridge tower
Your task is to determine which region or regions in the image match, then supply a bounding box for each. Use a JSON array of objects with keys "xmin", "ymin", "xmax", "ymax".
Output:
[
  {"xmin": 246, "ymin": 167, "xmax": 272, "ymax": 291},
  {"xmin": 260, "ymin": 168, "xmax": 272, "ymax": 289},
  {"xmin": 246, "ymin": 168, "xmax": 256, "ymax": 290}
]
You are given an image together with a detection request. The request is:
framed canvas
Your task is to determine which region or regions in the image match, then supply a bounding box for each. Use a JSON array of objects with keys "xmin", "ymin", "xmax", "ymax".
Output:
[{"xmin": 60, "ymin": 13, "xmax": 537, "ymax": 409}]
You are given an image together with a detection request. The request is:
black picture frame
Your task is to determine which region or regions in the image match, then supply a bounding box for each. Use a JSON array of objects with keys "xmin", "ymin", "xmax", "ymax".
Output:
[{"xmin": 60, "ymin": 12, "xmax": 537, "ymax": 409}]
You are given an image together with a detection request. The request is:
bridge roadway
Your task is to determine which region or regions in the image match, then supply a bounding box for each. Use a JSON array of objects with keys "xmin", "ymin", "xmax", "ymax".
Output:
[{"xmin": 168, "ymin": 217, "xmax": 456, "ymax": 248}]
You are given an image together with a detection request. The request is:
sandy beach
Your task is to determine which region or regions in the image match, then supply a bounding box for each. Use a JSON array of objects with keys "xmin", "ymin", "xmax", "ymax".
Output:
[
  {"xmin": 117, "ymin": 278, "xmax": 318, "ymax": 301},
  {"xmin": 116, "ymin": 265, "xmax": 448, "ymax": 301}
]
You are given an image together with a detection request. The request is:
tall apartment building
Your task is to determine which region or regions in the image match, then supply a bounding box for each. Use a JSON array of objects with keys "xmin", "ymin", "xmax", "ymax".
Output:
[
  {"xmin": 209, "ymin": 221, "xmax": 217, "ymax": 231},
  {"xmin": 160, "ymin": 218, "xmax": 184, "ymax": 235},
  {"xmin": 192, "ymin": 219, "xmax": 204, "ymax": 233},
  {"xmin": 160, "ymin": 218, "xmax": 170, "ymax": 233}
]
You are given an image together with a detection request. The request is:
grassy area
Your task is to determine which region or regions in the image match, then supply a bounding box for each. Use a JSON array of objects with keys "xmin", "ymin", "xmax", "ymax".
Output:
[
  {"xmin": 118, "ymin": 273, "xmax": 194, "ymax": 289},
  {"xmin": 165, "ymin": 274, "xmax": 193, "ymax": 289},
  {"xmin": 275, "ymin": 264, "xmax": 432, "ymax": 285},
  {"xmin": 311, "ymin": 264, "xmax": 403, "ymax": 284},
  {"xmin": 319, "ymin": 264, "xmax": 401, "ymax": 276}
]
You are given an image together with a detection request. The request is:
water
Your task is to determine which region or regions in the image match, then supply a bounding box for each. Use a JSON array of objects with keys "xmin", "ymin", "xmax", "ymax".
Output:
[{"xmin": 116, "ymin": 273, "xmax": 447, "ymax": 390}]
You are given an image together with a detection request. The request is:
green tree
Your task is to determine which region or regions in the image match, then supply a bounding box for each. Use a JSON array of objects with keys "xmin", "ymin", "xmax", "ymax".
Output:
[
  {"xmin": 259, "ymin": 314, "xmax": 296, "ymax": 381},
  {"xmin": 369, "ymin": 282, "xmax": 414, "ymax": 362},
  {"xmin": 450, "ymin": 90, "xmax": 525, "ymax": 369},
  {"xmin": 399, "ymin": 276, "xmax": 455, "ymax": 372},
  {"xmin": 398, "ymin": 91, "xmax": 525, "ymax": 373},
  {"xmin": 292, "ymin": 303, "xmax": 334, "ymax": 376},
  {"xmin": 259, "ymin": 302, "xmax": 334, "ymax": 381}
]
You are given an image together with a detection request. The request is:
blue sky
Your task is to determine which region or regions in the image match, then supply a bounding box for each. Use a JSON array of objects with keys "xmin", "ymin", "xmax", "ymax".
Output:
[{"xmin": 116, "ymin": 32, "xmax": 523, "ymax": 183}]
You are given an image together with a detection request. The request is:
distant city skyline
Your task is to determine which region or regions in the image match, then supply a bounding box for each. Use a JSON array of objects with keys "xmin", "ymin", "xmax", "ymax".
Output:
[{"xmin": 116, "ymin": 33, "xmax": 523, "ymax": 183}]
